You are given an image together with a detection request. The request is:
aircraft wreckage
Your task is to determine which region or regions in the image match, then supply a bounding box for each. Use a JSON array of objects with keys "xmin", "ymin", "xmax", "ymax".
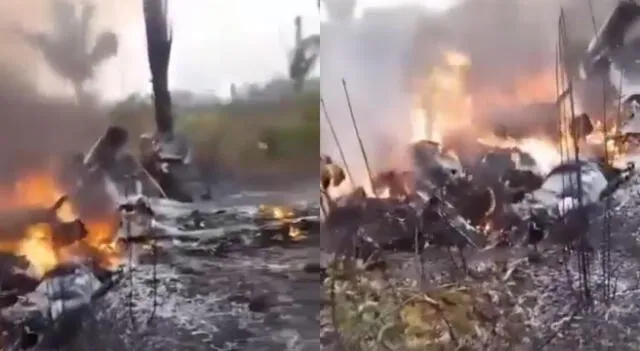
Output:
[
  {"xmin": 79, "ymin": 0, "xmax": 209, "ymax": 204},
  {"xmin": 0, "ymin": 3, "xmax": 321, "ymax": 347},
  {"xmin": 0, "ymin": 0, "xmax": 204, "ymax": 348},
  {"xmin": 321, "ymin": 1, "xmax": 640, "ymax": 263}
]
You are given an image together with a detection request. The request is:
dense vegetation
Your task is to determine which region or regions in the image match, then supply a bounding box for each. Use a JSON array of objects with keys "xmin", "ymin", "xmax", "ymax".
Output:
[{"xmin": 109, "ymin": 91, "xmax": 319, "ymax": 180}]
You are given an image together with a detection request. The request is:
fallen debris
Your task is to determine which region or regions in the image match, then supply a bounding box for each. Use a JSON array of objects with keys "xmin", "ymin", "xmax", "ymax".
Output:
[
  {"xmin": 322, "ymin": 126, "xmax": 637, "ymax": 261},
  {"xmin": 1, "ymin": 264, "xmax": 124, "ymax": 349},
  {"xmin": 0, "ymin": 182, "xmax": 124, "ymax": 349},
  {"xmin": 0, "ymin": 196, "xmax": 69, "ymax": 241}
]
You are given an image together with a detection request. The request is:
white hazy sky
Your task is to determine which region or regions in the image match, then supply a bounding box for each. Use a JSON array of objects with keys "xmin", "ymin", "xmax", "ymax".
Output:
[
  {"xmin": 358, "ymin": 0, "xmax": 457, "ymax": 12},
  {"xmin": 320, "ymin": 0, "xmax": 458, "ymax": 19},
  {"xmin": 97, "ymin": 0, "xmax": 319, "ymax": 100}
]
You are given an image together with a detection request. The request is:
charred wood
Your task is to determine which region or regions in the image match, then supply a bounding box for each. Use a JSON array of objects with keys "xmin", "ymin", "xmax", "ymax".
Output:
[
  {"xmin": 527, "ymin": 212, "xmax": 546, "ymax": 249},
  {"xmin": 371, "ymin": 170, "xmax": 413, "ymax": 199},
  {"xmin": 485, "ymin": 103, "xmax": 561, "ymax": 141},
  {"xmin": 0, "ymin": 268, "xmax": 39, "ymax": 298},
  {"xmin": 569, "ymin": 113, "xmax": 595, "ymax": 139},
  {"xmin": 118, "ymin": 197, "xmax": 155, "ymax": 217},
  {"xmin": 414, "ymin": 183, "xmax": 487, "ymax": 248},
  {"xmin": 51, "ymin": 219, "xmax": 88, "ymax": 248},
  {"xmin": 443, "ymin": 177, "xmax": 497, "ymax": 226},
  {"xmin": 501, "ymin": 169, "xmax": 543, "ymax": 192},
  {"xmin": 143, "ymin": 0, "xmax": 173, "ymax": 135},
  {"xmin": 322, "ymin": 198, "xmax": 420, "ymax": 260},
  {"xmin": 83, "ymin": 126, "xmax": 129, "ymax": 173},
  {"xmin": 547, "ymin": 206, "xmax": 593, "ymax": 247},
  {"xmin": 477, "ymin": 150, "xmax": 516, "ymax": 179},
  {"xmin": 0, "ymin": 196, "xmax": 69, "ymax": 241}
]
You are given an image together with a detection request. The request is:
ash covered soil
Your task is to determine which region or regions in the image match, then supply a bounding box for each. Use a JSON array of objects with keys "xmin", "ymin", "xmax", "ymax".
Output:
[
  {"xmin": 322, "ymin": 174, "xmax": 640, "ymax": 350},
  {"xmin": 73, "ymin": 181, "xmax": 321, "ymax": 351}
]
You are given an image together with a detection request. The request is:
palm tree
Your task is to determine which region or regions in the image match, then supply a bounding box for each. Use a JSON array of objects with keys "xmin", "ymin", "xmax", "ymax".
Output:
[
  {"xmin": 289, "ymin": 16, "xmax": 319, "ymax": 93},
  {"xmin": 17, "ymin": 0, "xmax": 118, "ymax": 103}
]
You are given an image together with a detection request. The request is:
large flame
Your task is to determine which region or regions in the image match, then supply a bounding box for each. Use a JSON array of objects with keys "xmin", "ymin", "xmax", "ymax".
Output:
[
  {"xmin": 0, "ymin": 173, "xmax": 121, "ymax": 277},
  {"xmin": 411, "ymin": 49, "xmax": 626, "ymax": 172},
  {"xmin": 412, "ymin": 51, "xmax": 473, "ymax": 144},
  {"xmin": 331, "ymin": 50, "xmax": 622, "ymax": 205},
  {"xmin": 473, "ymin": 69, "xmax": 558, "ymax": 113},
  {"xmin": 412, "ymin": 50, "xmax": 562, "ymax": 171},
  {"xmin": 477, "ymin": 135, "xmax": 562, "ymax": 174}
]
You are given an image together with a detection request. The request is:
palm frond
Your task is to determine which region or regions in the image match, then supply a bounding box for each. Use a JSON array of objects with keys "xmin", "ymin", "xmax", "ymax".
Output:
[{"xmin": 90, "ymin": 31, "xmax": 118, "ymax": 65}]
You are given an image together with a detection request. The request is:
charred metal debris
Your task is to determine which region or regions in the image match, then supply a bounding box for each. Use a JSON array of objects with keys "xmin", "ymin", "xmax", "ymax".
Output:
[
  {"xmin": 321, "ymin": 3, "xmax": 640, "ymax": 338},
  {"xmin": 0, "ymin": 1, "xmax": 193, "ymax": 348}
]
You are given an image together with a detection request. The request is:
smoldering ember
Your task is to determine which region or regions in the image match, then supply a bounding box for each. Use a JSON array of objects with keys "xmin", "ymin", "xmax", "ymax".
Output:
[{"xmin": 321, "ymin": 1, "xmax": 640, "ymax": 350}]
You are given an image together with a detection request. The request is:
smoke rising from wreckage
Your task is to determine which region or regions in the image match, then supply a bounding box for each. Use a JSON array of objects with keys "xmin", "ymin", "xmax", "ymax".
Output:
[
  {"xmin": 0, "ymin": 1, "xmax": 322, "ymax": 350},
  {"xmin": 320, "ymin": 0, "xmax": 640, "ymax": 348},
  {"xmin": 0, "ymin": 1, "xmax": 171, "ymax": 346}
]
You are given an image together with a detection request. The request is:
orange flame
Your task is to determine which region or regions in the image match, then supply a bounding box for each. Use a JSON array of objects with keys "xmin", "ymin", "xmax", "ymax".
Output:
[
  {"xmin": 412, "ymin": 50, "xmax": 562, "ymax": 171},
  {"xmin": 0, "ymin": 172, "xmax": 121, "ymax": 277},
  {"xmin": 473, "ymin": 69, "xmax": 558, "ymax": 113}
]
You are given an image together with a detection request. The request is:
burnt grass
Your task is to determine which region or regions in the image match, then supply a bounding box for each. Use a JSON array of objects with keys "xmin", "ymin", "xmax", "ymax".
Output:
[
  {"xmin": 1, "ymin": 186, "xmax": 322, "ymax": 351},
  {"xmin": 321, "ymin": 177, "xmax": 640, "ymax": 350},
  {"xmin": 95, "ymin": 203, "xmax": 321, "ymax": 351}
]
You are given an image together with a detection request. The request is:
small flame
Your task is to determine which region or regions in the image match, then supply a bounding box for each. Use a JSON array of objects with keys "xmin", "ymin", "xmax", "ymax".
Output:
[
  {"xmin": 259, "ymin": 205, "xmax": 294, "ymax": 219},
  {"xmin": 19, "ymin": 224, "xmax": 59, "ymax": 277},
  {"xmin": 288, "ymin": 226, "xmax": 306, "ymax": 242},
  {"xmin": 586, "ymin": 120, "xmax": 622, "ymax": 161},
  {"xmin": 481, "ymin": 221, "xmax": 492, "ymax": 234},
  {"xmin": 259, "ymin": 205, "xmax": 310, "ymax": 243},
  {"xmin": 374, "ymin": 186, "xmax": 391, "ymax": 199}
]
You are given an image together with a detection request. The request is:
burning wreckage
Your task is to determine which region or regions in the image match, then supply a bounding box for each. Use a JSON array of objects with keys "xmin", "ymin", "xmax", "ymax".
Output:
[
  {"xmin": 0, "ymin": 1, "xmax": 320, "ymax": 346},
  {"xmin": 0, "ymin": 0, "xmax": 209, "ymax": 348},
  {"xmin": 0, "ymin": 174, "xmax": 125, "ymax": 349},
  {"xmin": 320, "ymin": 141, "xmax": 631, "ymax": 259},
  {"xmin": 321, "ymin": 2, "xmax": 640, "ymax": 266}
]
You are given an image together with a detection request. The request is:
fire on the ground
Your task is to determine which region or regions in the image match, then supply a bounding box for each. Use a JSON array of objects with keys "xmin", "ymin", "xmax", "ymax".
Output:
[
  {"xmin": 0, "ymin": 172, "xmax": 121, "ymax": 278},
  {"xmin": 321, "ymin": 49, "xmax": 630, "ymax": 236}
]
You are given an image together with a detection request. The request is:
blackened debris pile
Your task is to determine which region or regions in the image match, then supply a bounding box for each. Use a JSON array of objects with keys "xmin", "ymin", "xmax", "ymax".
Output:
[
  {"xmin": 321, "ymin": 129, "xmax": 636, "ymax": 260},
  {"xmin": 0, "ymin": 196, "xmax": 123, "ymax": 349}
]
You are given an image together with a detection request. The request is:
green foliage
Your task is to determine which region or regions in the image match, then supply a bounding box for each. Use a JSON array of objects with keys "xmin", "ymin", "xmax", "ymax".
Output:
[
  {"xmin": 108, "ymin": 92, "xmax": 319, "ymax": 177},
  {"xmin": 258, "ymin": 92, "xmax": 320, "ymax": 159},
  {"xmin": 323, "ymin": 259, "xmax": 532, "ymax": 350},
  {"xmin": 108, "ymin": 94, "xmax": 155, "ymax": 157}
]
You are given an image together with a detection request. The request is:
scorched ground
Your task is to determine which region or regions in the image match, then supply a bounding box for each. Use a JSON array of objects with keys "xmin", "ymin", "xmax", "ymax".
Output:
[{"xmin": 320, "ymin": 44, "xmax": 640, "ymax": 350}]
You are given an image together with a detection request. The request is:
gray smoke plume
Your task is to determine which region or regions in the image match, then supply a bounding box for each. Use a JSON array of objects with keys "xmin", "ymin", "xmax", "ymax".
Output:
[
  {"xmin": 0, "ymin": 0, "xmax": 138, "ymax": 97},
  {"xmin": 322, "ymin": 0, "xmax": 356, "ymax": 23},
  {"xmin": 321, "ymin": 0, "xmax": 620, "ymax": 185},
  {"xmin": 0, "ymin": 0, "xmax": 137, "ymax": 182},
  {"xmin": 321, "ymin": 2, "xmax": 425, "ymax": 185},
  {"xmin": 16, "ymin": 0, "xmax": 119, "ymax": 103}
]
